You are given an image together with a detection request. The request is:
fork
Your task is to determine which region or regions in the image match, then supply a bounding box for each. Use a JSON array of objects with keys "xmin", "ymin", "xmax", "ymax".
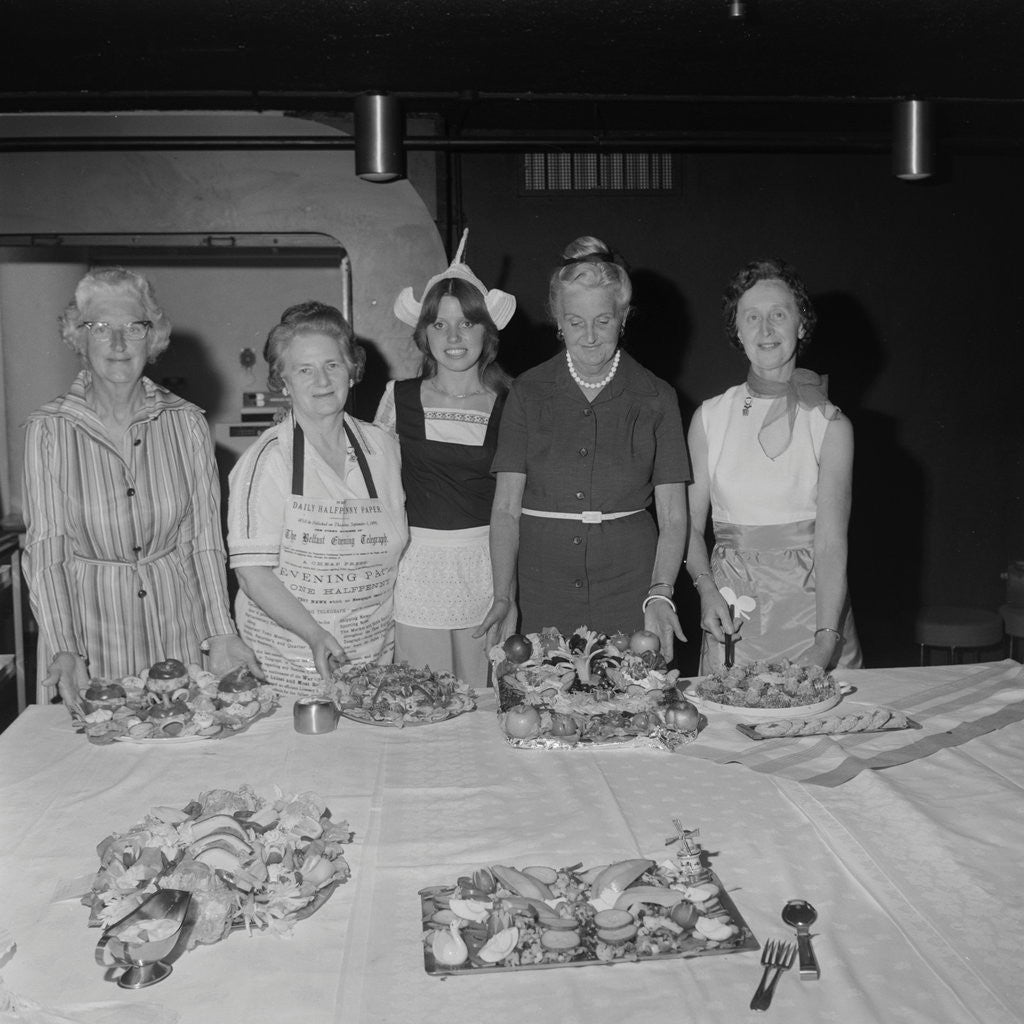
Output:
[{"xmin": 750, "ymin": 940, "xmax": 795, "ymax": 1011}]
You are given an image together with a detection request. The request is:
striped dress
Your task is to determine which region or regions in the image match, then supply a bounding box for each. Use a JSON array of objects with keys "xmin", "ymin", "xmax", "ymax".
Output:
[{"xmin": 23, "ymin": 371, "xmax": 236, "ymax": 679}]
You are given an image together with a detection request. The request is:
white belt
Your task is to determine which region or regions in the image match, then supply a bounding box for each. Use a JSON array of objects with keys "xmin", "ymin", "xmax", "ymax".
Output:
[{"xmin": 521, "ymin": 508, "xmax": 643, "ymax": 524}]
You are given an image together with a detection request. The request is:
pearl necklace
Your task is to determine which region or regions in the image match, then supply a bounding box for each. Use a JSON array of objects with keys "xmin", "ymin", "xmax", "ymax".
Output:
[{"xmin": 566, "ymin": 349, "xmax": 621, "ymax": 390}]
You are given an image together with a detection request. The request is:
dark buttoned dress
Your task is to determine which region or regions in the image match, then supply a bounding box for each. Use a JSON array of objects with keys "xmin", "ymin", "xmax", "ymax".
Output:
[{"xmin": 492, "ymin": 350, "xmax": 690, "ymax": 637}]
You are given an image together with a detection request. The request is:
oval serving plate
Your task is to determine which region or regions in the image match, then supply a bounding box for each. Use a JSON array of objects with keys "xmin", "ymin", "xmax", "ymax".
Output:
[
  {"xmin": 107, "ymin": 704, "xmax": 278, "ymax": 744},
  {"xmin": 688, "ymin": 690, "xmax": 842, "ymax": 721},
  {"xmin": 338, "ymin": 692, "xmax": 473, "ymax": 728}
]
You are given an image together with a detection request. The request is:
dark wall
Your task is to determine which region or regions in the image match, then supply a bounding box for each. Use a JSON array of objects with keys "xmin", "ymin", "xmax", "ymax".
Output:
[{"xmin": 459, "ymin": 150, "xmax": 1024, "ymax": 668}]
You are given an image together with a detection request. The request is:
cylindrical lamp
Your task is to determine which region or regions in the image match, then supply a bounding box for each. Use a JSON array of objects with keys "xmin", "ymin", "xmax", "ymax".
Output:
[
  {"xmin": 354, "ymin": 93, "xmax": 405, "ymax": 183},
  {"xmin": 893, "ymin": 100, "xmax": 934, "ymax": 181}
]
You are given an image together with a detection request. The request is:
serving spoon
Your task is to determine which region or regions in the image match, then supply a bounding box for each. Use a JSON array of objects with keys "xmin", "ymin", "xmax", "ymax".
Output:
[{"xmin": 782, "ymin": 899, "xmax": 820, "ymax": 980}]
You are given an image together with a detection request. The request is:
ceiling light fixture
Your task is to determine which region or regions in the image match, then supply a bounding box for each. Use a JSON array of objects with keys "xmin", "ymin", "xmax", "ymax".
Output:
[
  {"xmin": 354, "ymin": 93, "xmax": 405, "ymax": 183},
  {"xmin": 893, "ymin": 99, "xmax": 934, "ymax": 181}
]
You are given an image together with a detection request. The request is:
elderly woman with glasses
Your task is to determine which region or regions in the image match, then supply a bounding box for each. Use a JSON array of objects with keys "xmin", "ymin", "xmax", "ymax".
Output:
[{"xmin": 23, "ymin": 266, "xmax": 261, "ymax": 714}]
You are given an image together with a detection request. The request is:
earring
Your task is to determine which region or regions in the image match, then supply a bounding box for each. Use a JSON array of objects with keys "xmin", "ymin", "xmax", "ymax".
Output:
[
  {"xmin": 282, "ymin": 386, "xmax": 289, "ymax": 396},
  {"xmin": 556, "ymin": 329, "xmax": 564, "ymax": 341}
]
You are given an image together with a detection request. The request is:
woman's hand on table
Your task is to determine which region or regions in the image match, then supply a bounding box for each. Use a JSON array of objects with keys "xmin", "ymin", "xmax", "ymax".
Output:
[
  {"xmin": 643, "ymin": 599, "xmax": 686, "ymax": 662},
  {"xmin": 207, "ymin": 635, "xmax": 266, "ymax": 681},
  {"xmin": 472, "ymin": 597, "xmax": 514, "ymax": 645},
  {"xmin": 795, "ymin": 632, "xmax": 841, "ymax": 670},
  {"xmin": 309, "ymin": 628, "xmax": 348, "ymax": 682},
  {"xmin": 44, "ymin": 652, "xmax": 89, "ymax": 717}
]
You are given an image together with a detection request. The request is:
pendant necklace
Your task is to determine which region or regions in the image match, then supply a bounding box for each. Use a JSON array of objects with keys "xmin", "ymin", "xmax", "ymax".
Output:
[
  {"xmin": 566, "ymin": 349, "xmax": 621, "ymax": 390},
  {"xmin": 742, "ymin": 388, "xmax": 753, "ymax": 416},
  {"xmin": 431, "ymin": 380, "xmax": 485, "ymax": 400}
]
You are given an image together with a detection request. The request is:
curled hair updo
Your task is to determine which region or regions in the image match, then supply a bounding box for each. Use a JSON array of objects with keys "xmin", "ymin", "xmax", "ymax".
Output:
[
  {"xmin": 722, "ymin": 257, "xmax": 817, "ymax": 354},
  {"xmin": 59, "ymin": 266, "xmax": 172, "ymax": 362},
  {"xmin": 263, "ymin": 300, "xmax": 365, "ymax": 393},
  {"xmin": 547, "ymin": 236, "xmax": 632, "ymax": 322},
  {"xmin": 412, "ymin": 277, "xmax": 511, "ymax": 394}
]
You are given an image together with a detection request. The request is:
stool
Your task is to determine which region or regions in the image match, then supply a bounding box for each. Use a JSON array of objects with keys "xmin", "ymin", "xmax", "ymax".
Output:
[
  {"xmin": 999, "ymin": 604, "xmax": 1024, "ymax": 662},
  {"xmin": 915, "ymin": 606, "xmax": 1004, "ymax": 665}
]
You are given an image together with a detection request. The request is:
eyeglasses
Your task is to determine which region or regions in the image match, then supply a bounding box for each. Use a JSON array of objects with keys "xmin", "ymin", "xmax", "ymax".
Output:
[{"xmin": 80, "ymin": 321, "xmax": 153, "ymax": 342}]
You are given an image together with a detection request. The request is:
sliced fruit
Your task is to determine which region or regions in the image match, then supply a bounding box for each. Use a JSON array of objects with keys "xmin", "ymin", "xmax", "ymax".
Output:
[
  {"xmin": 578, "ymin": 864, "xmax": 607, "ymax": 885},
  {"xmin": 597, "ymin": 923, "xmax": 638, "ymax": 945},
  {"xmin": 591, "ymin": 858, "xmax": 655, "ymax": 900},
  {"xmin": 522, "ymin": 865, "xmax": 558, "ymax": 885},
  {"xmin": 189, "ymin": 833, "xmax": 254, "ymax": 859},
  {"xmin": 491, "ymin": 864, "xmax": 553, "ymax": 900},
  {"xmin": 431, "ymin": 909, "xmax": 457, "ymax": 926},
  {"xmin": 540, "ymin": 929, "xmax": 580, "ymax": 950},
  {"xmin": 190, "ymin": 814, "xmax": 248, "ymax": 842},
  {"xmin": 537, "ymin": 913, "xmax": 579, "ymax": 931},
  {"xmin": 695, "ymin": 916, "xmax": 738, "ymax": 942},
  {"xmin": 194, "ymin": 846, "xmax": 242, "ymax": 874},
  {"xmin": 593, "ymin": 908, "xmax": 635, "ymax": 930},
  {"xmin": 478, "ymin": 926, "xmax": 519, "ymax": 964},
  {"xmin": 613, "ymin": 885, "xmax": 685, "ymax": 913}
]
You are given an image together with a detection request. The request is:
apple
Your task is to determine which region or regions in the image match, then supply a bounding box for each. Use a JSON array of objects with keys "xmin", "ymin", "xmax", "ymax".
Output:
[
  {"xmin": 502, "ymin": 633, "xmax": 533, "ymax": 664},
  {"xmin": 629, "ymin": 630, "xmax": 661, "ymax": 655},
  {"xmin": 664, "ymin": 701, "xmax": 700, "ymax": 732},
  {"xmin": 503, "ymin": 704, "xmax": 541, "ymax": 739}
]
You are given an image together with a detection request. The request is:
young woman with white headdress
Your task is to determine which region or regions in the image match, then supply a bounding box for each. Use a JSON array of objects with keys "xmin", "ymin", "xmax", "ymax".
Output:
[{"xmin": 375, "ymin": 230, "xmax": 516, "ymax": 685}]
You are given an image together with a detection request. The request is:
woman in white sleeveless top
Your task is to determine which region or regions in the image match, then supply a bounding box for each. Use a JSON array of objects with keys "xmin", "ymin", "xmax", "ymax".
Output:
[{"xmin": 686, "ymin": 258, "xmax": 861, "ymax": 672}]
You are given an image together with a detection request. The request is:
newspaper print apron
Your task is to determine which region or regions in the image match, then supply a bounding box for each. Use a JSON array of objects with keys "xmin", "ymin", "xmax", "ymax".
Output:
[{"xmin": 239, "ymin": 421, "xmax": 406, "ymax": 698}]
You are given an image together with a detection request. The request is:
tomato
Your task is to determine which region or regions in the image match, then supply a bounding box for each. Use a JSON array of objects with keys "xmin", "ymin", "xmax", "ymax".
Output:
[
  {"xmin": 502, "ymin": 634, "xmax": 533, "ymax": 664},
  {"xmin": 664, "ymin": 701, "xmax": 700, "ymax": 731},
  {"xmin": 670, "ymin": 901, "xmax": 699, "ymax": 928},
  {"xmin": 548, "ymin": 713, "xmax": 579, "ymax": 737},
  {"xmin": 608, "ymin": 632, "xmax": 631, "ymax": 653},
  {"xmin": 503, "ymin": 704, "xmax": 541, "ymax": 739},
  {"xmin": 629, "ymin": 630, "xmax": 661, "ymax": 655},
  {"xmin": 85, "ymin": 681, "xmax": 126, "ymax": 701},
  {"xmin": 630, "ymin": 711, "xmax": 652, "ymax": 733},
  {"xmin": 219, "ymin": 666, "xmax": 259, "ymax": 693},
  {"xmin": 149, "ymin": 658, "xmax": 188, "ymax": 680}
]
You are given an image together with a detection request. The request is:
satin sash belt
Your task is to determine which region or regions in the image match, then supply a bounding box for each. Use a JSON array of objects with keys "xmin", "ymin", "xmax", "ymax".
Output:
[
  {"xmin": 521, "ymin": 508, "xmax": 644, "ymax": 524},
  {"xmin": 74, "ymin": 544, "xmax": 177, "ymax": 567},
  {"xmin": 713, "ymin": 519, "xmax": 815, "ymax": 552}
]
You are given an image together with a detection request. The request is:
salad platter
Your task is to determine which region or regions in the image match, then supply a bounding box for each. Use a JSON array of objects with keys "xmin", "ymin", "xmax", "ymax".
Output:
[
  {"xmin": 74, "ymin": 661, "xmax": 277, "ymax": 743},
  {"xmin": 324, "ymin": 662, "xmax": 476, "ymax": 728},
  {"xmin": 420, "ymin": 826, "xmax": 756, "ymax": 975},
  {"xmin": 685, "ymin": 659, "xmax": 845, "ymax": 721},
  {"xmin": 84, "ymin": 785, "xmax": 354, "ymax": 953},
  {"xmin": 491, "ymin": 627, "xmax": 702, "ymax": 751}
]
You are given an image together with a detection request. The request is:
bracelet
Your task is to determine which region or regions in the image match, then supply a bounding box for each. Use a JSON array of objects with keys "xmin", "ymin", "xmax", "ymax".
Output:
[
  {"xmin": 814, "ymin": 627, "xmax": 842, "ymax": 641},
  {"xmin": 642, "ymin": 594, "xmax": 677, "ymax": 614},
  {"xmin": 691, "ymin": 571, "xmax": 713, "ymax": 588},
  {"xmin": 647, "ymin": 581, "xmax": 674, "ymax": 596}
]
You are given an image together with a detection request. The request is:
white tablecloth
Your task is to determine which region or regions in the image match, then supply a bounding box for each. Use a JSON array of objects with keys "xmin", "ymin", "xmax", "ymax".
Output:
[{"xmin": 1, "ymin": 663, "xmax": 1022, "ymax": 1024}]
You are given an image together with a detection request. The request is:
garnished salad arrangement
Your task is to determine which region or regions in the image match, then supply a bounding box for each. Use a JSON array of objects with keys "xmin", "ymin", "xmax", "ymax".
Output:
[
  {"xmin": 489, "ymin": 626, "xmax": 701, "ymax": 749},
  {"xmin": 421, "ymin": 833, "xmax": 753, "ymax": 972},
  {"xmin": 75, "ymin": 660, "xmax": 276, "ymax": 741},
  {"xmin": 691, "ymin": 659, "xmax": 838, "ymax": 710},
  {"xmin": 323, "ymin": 662, "xmax": 476, "ymax": 727},
  {"xmin": 84, "ymin": 786, "xmax": 353, "ymax": 947}
]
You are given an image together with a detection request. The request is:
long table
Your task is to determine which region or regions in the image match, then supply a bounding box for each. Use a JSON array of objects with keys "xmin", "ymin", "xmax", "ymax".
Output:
[{"xmin": 1, "ymin": 662, "xmax": 1022, "ymax": 1024}]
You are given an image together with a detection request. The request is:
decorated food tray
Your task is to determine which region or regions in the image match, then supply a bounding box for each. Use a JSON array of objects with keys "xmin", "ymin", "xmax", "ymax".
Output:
[
  {"xmin": 420, "ymin": 825, "xmax": 756, "ymax": 974},
  {"xmin": 736, "ymin": 707, "xmax": 919, "ymax": 740},
  {"xmin": 685, "ymin": 659, "xmax": 844, "ymax": 720},
  {"xmin": 490, "ymin": 627, "xmax": 702, "ymax": 751},
  {"xmin": 324, "ymin": 662, "xmax": 476, "ymax": 728},
  {"xmin": 74, "ymin": 662, "xmax": 277, "ymax": 743},
  {"xmin": 84, "ymin": 786, "xmax": 353, "ymax": 950}
]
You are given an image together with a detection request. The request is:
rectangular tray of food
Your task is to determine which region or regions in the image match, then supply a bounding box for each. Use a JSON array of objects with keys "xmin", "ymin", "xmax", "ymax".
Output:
[
  {"xmin": 735, "ymin": 709, "xmax": 920, "ymax": 741},
  {"xmin": 421, "ymin": 865, "xmax": 758, "ymax": 976}
]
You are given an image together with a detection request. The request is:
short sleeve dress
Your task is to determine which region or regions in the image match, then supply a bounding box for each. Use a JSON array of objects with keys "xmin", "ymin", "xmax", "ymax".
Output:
[
  {"xmin": 492, "ymin": 350, "xmax": 689, "ymax": 637},
  {"xmin": 700, "ymin": 384, "xmax": 862, "ymax": 670}
]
